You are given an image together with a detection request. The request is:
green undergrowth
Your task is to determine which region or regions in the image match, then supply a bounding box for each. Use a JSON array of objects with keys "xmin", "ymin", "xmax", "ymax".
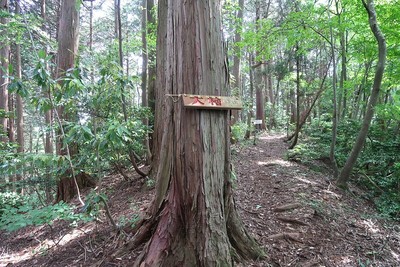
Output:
[
  {"xmin": 287, "ymin": 118, "xmax": 400, "ymax": 220},
  {"xmin": 0, "ymin": 192, "xmax": 92, "ymax": 232}
]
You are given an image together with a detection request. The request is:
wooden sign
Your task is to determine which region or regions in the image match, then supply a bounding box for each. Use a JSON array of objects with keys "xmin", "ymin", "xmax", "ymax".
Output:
[{"xmin": 182, "ymin": 94, "xmax": 242, "ymax": 110}]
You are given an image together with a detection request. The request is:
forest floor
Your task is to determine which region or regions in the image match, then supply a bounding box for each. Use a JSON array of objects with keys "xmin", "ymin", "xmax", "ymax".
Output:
[{"xmin": 1, "ymin": 133, "xmax": 400, "ymax": 267}]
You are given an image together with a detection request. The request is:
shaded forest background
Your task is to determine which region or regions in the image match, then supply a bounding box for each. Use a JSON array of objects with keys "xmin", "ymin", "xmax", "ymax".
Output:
[{"xmin": 1, "ymin": 0, "xmax": 399, "ymax": 237}]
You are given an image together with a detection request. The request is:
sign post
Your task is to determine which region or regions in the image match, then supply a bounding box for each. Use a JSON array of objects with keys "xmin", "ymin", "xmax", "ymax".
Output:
[{"xmin": 252, "ymin": 119, "xmax": 262, "ymax": 145}]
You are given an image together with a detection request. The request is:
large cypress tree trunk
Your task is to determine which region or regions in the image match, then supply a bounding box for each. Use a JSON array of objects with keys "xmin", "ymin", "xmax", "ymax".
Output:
[{"xmin": 127, "ymin": 1, "xmax": 265, "ymax": 265}]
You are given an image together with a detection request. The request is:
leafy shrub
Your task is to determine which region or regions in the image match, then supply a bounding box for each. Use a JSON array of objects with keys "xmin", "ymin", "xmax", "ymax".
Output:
[
  {"xmin": 231, "ymin": 122, "xmax": 248, "ymax": 142},
  {"xmin": 0, "ymin": 199, "xmax": 90, "ymax": 232},
  {"xmin": 0, "ymin": 192, "xmax": 27, "ymax": 216}
]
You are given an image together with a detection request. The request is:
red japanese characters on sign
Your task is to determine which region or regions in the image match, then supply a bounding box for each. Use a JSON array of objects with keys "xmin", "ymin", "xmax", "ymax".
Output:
[
  {"xmin": 191, "ymin": 96, "xmax": 205, "ymax": 105},
  {"xmin": 208, "ymin": 97, "xmax": 222, "ymax": 106},
  {"xmin": 182, "ymin": 94, "xmax": 242, "ymax": 110}
]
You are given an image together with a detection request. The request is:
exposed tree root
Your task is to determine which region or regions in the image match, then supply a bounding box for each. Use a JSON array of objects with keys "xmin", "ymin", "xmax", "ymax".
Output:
[
  {"xmin": 273, "ymin": 203, "xmax": 302, "ymax": 212},
  {"xmin": 276, "ymin": 216, "xmax": 308, "ymax": 226}
]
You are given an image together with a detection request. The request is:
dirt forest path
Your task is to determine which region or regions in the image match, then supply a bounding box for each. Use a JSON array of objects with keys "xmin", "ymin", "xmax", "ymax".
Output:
[
  {"xmin": 234, "ymin": 133, "xmax": 400, "ymax": 266},
  {"xmin": 1, "ymin": 133, "xmax": 400, "ymax": 267}
]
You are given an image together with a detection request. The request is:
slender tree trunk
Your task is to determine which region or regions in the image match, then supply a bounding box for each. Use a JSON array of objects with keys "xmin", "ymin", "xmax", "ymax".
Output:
[
  {"xmin": 42, "ymin": 1, "xmax": 53, "ymax": 156},
  {"xmin": 337, "ymin": 0, "xmax": 386, "ymax": 188},
  {"xmin": 289, "ymin": 44, "xmax": 301, "ymax": 149},
  {"xmin": 124, "ymin": 1, "xmax": 265, "ymax": 265},
  {"xmin": 15, "ymin": 0, "xmax": 24, "ymax": 185},
  {"xmin": 8, "ymin": 92, "xmax": 14, "ymax": 143},
  {"xmin": 116, "ymin": 0, "xmax": 128, "ymax": 122},
  {"xmin": 245, "ymin": 53, "xmax": 255, "ymax": 139},
  {"xmin": 254, "ymin": 4, "xmax": 265, "ymax": 130},
  {"xmin": 8, "ymin": 92, "xmax": 15, "ymax": 191},
  {"xmin": 89, "ymin": 0, "xmax": 94, "ymax": 83},
  {"xmin": 340, "ymin": 30, "xmax": 348, "ymax": 119},
  {"xmin": 115, "ymin": 0, "xmax": 146, "ymax": 176},
  {"xmin": 287, "ymin": 59, "xmax": 330, "ymax": 143},
  {"xmin": 114, "ymin": 0, "xmax": 118, "ymax": 39},
  {"xmin": 267, "ymin": 61, "xmax": 276, "ymax": 130},
  {"xmin": 231, "ymin": 0, "xmax": 244, "ymax": 125},
  {"xmin": 40, "ymin": 0, "xmax": 53, "ymax": 202},
  {"xmin": 329, "ymin": 6, "xmax": 339, "ymax": 177},
  {"xmin": 147, "ymin": 0, "xmax": 156, "ymax": 118},
  {"xmin": 141, "ymin": 0, "xmax": 152, "ymax": 163},
  {"xmin": 335, "ymin": 0, "xmax": 343, "ymax": 122},
  {"xmin": 0, "ymin": 0, "xmax": 9, "ymax": 143},
  {"xmin": 350, "ymin": 61, "xmax": 372, "ymax": 120}
]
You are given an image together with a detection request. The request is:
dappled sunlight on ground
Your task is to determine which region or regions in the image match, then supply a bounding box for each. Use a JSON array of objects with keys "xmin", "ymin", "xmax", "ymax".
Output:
[
  {"xmin": 294, "ymin": 176, "xmax": 318, "ymax": 185},
  {"xmin": 235, "ymin": 132, "xmax": 400, "ymax": 267},
  {"xmin": 258, "ymin": 134, "xmax": 286, "ymax": 141},
  {"xmin": 1, "ymin": 222, "xmax": 95, "ymax": 266},
  {"xmin": 360, "ymin": 219, "xmax": 380, "ymax": 234},
  {"xmin": 390, "ymin": 249, "xmax": 400, "ymax": 261},
  {"xmin": 2, "ymin": 133, "xmax": 399, "ymax": 266},
  {"xmin": 257, "ymin": 159, "xmax": 293, "ymax": 167}
]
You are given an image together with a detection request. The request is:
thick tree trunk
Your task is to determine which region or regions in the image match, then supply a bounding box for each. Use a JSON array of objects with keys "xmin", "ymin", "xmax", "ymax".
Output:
[
  {"xmin": 127, "ymin": 1, "xmax": 265, "ymax": 265},
  {"xmin": 337, "ymin": 0, "xmax": 386, "ymax": 188},
  {"xmin": 55, "ymin": 0, "xmax": 80, "ymax": 203}
]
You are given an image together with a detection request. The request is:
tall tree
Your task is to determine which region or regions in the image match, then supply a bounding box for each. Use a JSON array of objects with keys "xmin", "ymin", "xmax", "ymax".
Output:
[
  {"xmin": 0, "ymin": 0, "xmax": 9, "ymax": 143},
  {"xmin": 231, "ymin": 0, "xmax": 244, "ymax": 124},
  {"xmin": 141, "ymin": 0, "xmax": 152, "ymax": 162},
  {"xmin": 329, "ymin": 3, "xmax": 339, "ymax": 177},
  {"xmin": 41, "ymin": 0, "xmax": 53, "ymax": 157},
  {"xmin": 55, "ymin": 0, "xmax": 81, "ymax": 202},
  {"xmin": 115, "ymin": 0, "xmax": 128, "ymax": 122},
  {"xmin": 13, "ymin": 0, "xmax": 24, "ymax": 188},
  {"xmin": 15, "ymin": 0, "xmax": 23, "ymax": 152},
  {"xmin": 245, "ymin": 53, "xmax": 255, "ymax": 139},
  {"xmin": 337, "ymin": 0, "xmax": 386, "ymax": 188},
  {"xmin": 254, "ymin": 1, "xmax": 266, "ymax": 130},
  {"xmin": 126, "ymin": 1, "xmax": 265, "ymax": 265},
  {"xmin": 289, "ymin": 43, "xmax": 301, "ymax": 149},
  {"xmin": 147, "ymin": 0, "xmax": 156, "ymax": 118}
]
